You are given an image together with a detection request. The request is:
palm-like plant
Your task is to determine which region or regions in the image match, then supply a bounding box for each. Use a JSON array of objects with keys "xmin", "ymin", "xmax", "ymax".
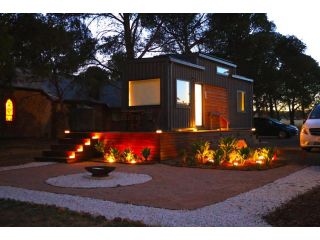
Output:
[{"xmin": 218, "ymin": 137, "xmax": 238, "ymax": 162}]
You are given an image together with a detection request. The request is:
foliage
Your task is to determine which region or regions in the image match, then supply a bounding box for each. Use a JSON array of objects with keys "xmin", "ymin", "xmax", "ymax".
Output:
[
  {"xmin": 218, "ymin": 137, "xmax": 238, "ymax": 162},
  {"xmin": 141, "ymin": 147, "xmax": 151, "ymax": 161},
  {"xmin": 213, "ymin": 148, "xmax": 224, "ymax": 166},
  {"xmin": 94, "ymin": 141, "xmax": 106, "ymax": 155},
  {"xmin": 238, "ymin": 147, "xmax": 251, "ymax": 164},
  {"xmin": 105, "ymin": 147, "xmax": 120, "ymax": 162},
  {"xmin": 253, "ymin": 147, "xmax": 275, "ymax": 166},
  {"xmin": 122, "ymin": 148, "xmax": 136, "ymax": 163},
  {"xmin": 191, "ymin": 140, "xmax": 214, "ymax": 164}
]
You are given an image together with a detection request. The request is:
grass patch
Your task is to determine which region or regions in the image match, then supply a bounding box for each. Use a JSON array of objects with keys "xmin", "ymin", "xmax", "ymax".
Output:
[
  {"xmin": 0, "ymin": 198, "xmax": 146, "ymax": 227},
  {"xmin": 264, "ymin": 186, "xmax": 320, "ymax": 226}
]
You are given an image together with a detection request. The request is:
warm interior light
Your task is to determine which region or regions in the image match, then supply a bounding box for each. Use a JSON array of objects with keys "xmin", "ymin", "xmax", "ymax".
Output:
[
  {"xmin": 76, "ymin": 145, "xmax": 83, "ymax": 152},
  {"xmin": 156, "ymin": 129, "xmax": 162, "ymax": 134},
  {"xmin": 5, "ymin": 99, "xmax": 13, "ymax": 122},
  {"xmin": 129, "ymin": 78, "xmax": 160, "ymax": 106},
  {"xmin": 193, "ymin": 128, "xmax": 198, "ymax": 132},
  {"xmin": 68, "ymin": 152, "xmax": 75, "ymax": 159},
  {"xmin": 64, "ymin": 130, "xmax": 70, "ymax": 134},
  {"xmin": 84, "ymin": 139, "xmax": 91, "ymax": 146},
  {"xmin": 195, "ymin": 84, "xmax": 202, "ymax": 126},
  {"xmin": 241, "ymin": 92, "xmax": 245, "ymax": 112}
]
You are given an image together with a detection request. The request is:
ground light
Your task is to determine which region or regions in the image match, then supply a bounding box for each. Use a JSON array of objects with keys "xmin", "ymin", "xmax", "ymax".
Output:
[
  {"xmin": 64, "ymin": 130, "xmax": 70, "ymax": 134},
  {"xmin": 68, "ymin": 152, "xmax": 75, "ymax": 159},
  {"xmin": 76, "ymin": 145, "xmax": 83, "ymax": 152},
  {"xmin": 156, "ymin": 129, "xmax": 162, "ymax": 134},
  {"xmin": 84, "ymin": 139, "xmax": 91, "ymax": 146}
]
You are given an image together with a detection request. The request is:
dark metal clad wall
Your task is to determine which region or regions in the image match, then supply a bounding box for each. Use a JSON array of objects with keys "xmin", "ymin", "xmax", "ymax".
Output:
[
  {"xmin": 170, "ymin": 63, "xmax": 205, "ymax": 129},
  {"xmin": 227, "ymin": 78, "xmax": 253, "ymax": 128},
  {"xmin": 122, "ymin": 59, "xmax": 170, "ymax": 130}
]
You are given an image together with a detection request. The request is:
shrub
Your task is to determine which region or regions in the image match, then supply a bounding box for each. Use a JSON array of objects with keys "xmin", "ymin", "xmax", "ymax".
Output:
[
  {"xmin": 94, "ymin": 141, "xmax": 106, "ymax": 155},
  {"xmin": 238, "ymin": 147, "xmax": 251, "ymax": 164},
  {"xmin": 122, "ymin": 148, "xmax": 136, "ymax": 163},
  {"xmin": 213, "ymin": 148, "xmax": 224, "ymax": 166},
  {"xmin": 218, "ymin": 136, "xmax": 238, "ymax": 162},
  {"xmin": 191, "ymin": 140, "xmax": 214, "ymax": 164},
  {"xmin": 253, "ymin": 147, "xmax": 275, "ymax": 167},
  {"xmin": 141, "ymin": 147, "xmax": 151, "ymax": 161}
]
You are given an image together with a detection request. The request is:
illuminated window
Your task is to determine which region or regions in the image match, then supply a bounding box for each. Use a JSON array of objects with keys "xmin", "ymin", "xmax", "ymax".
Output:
[
  {"xmin": 195, "ymin": 84, "xmax": 202, "ymax": 126},
  {"xmin": 5, "ymin": 99, "xmax": 14, "ymax": 122},
  {"xmin": 237, "ymin": 91, "xmax": 246, "ymax": 112},
  {"xmin": 129, "ymin": 78, "xmax": 160, "ymax": 106},
  {"xmin": 176, "ymin": 80, "xmax": 190, "ymax": 106},
  {"xmin": 217, "ymin": 66, "xmax": 230, "ymax": 76}
]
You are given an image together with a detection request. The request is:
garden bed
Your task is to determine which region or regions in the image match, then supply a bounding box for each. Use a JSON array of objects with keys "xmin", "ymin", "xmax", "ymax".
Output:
[
  {"xmin": 264, "ymin": 185, "xmax": 320, "ymax": 226},
  {"xmin": 161, "ymin": 159, "xmax": 285, "ymax": 171}
]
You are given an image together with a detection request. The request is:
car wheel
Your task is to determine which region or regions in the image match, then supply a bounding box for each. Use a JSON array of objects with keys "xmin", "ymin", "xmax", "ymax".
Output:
[
  {"xmin": 278, "ymin": 131, "xmax": 288, "ymax": 139},
  {"xmin": 301, "ymin": 147, "xmax": 312, "ymax": 152}
]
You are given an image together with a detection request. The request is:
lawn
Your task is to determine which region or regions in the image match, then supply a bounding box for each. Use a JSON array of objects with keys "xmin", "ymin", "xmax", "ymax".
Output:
[
  {"xmin": 264, "ymin": 185, "xmax": 320, "ymax": 226},
  {"xmin": 0, "ymin": 199, "xmax": 145, "ymax": 227}
]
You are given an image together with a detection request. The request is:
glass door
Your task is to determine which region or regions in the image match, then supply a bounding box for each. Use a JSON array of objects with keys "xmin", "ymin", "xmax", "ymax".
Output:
[{"xmin": 195, "ymin": 84, "xmax": 202, "ymax": 126}]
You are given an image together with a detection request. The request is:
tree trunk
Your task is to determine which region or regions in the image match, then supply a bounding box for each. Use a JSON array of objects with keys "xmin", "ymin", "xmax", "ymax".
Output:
[
  {"xmin": 268, "ymin": 96, "xmax": 274, "ymax": 118},
  {"xmin": 123, "ymin": 13, "xmax": 135, "ymax": 60}
]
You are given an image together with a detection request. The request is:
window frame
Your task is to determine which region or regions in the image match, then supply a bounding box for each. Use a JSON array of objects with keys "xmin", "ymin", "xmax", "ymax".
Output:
[
  {"xmin": 237, "ymin": 90, "xmax": 246, "ymax": 113},
  {"xmin": 176, "ymin": 79, "xmax": 191, "ymax": 108}
]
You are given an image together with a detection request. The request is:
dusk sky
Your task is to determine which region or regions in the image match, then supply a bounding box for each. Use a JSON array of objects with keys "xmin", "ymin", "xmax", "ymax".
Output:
[{"xmin": 268, "ymin": 12, "xmax": 320, "ymax": 64}]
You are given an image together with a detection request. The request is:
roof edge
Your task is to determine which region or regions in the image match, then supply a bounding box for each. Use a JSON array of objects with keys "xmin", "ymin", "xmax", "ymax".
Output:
[
  {"xmin": 232, "ymin": 74, "xmax": 254, "ymax": 83},
  {"xmin": 168, "ymin": 57, "xmax": 205, "ymax": 70},
  {"xmin": 198, "ymin": 53, "xmax": 237, "ymax": 68}
]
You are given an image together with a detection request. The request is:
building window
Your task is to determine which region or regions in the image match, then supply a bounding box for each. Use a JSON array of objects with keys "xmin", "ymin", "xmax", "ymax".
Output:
[
  {"xmin": 176, "ymin": 80, "xmax": 190, "ymax": 106},
  {"xmin": 129, "ymin": 78, "xmax": 160, "ymax": 106},
  {"xmin": 217, "ymin": 66, "xmax": 230, "ymax": 76},
  {"xmin": 237, "ymin": 91, "xmax": 246, "ymax": 112},
  {"xmin": 5, "ymin": 98, "xmax": 14, "ymax": 122}
]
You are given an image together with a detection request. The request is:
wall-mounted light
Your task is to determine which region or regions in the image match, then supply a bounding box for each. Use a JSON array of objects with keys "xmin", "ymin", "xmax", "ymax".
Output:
[
  {"xmin": 156, "ymin": 129, "xmax": 162, "ymax": 134},
  {"xmin": 64, "ymin": 130, "xmax": 70, "ymax": 134},
  {"xmin": 76, "ymin": 145, "xmax": 83, "ymax": 152},
  {"xmin": 84, "ymin": 139, "xmax": 91, "ymax": 146},
  {"xmin": 68, "ymin": 152, "xmax": 75, "ymax": 159}
]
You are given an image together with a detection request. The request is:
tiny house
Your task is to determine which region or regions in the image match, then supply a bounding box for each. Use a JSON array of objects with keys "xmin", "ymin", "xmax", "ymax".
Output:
[{"xmin": 122, "ymin": 53, "xmax": 253, "ymax": 131}]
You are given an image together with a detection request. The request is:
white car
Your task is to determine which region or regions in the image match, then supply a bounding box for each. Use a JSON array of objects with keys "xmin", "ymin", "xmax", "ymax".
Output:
[{"xmin": 300, "ymin": 104, "xmax": 320, "ymax": 151}]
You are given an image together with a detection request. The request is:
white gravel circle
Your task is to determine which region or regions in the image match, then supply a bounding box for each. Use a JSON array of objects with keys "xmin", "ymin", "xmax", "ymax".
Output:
[{"xmin": 46, "ymin": 172, "xmax": 152, "ymax": 188}]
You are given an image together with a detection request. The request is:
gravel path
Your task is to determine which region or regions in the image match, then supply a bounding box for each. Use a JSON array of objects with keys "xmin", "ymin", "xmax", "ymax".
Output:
[
  {"xmin": 46, "ymin": 172, "xmax": 152, "ymax": 188},
  {"xmin": 1, "ymin": 166, "xmax": 320, "ymax": 226},
  {"xmin": 0, "ymin": 162, "xmax": 56, "ymax": 172}
]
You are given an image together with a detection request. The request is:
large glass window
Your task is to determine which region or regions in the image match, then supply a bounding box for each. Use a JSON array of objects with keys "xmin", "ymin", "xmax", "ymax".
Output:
[
  {"xmin": 129, "ymin": 78, "xmax": 160, "ymax": 106},
  {"xmin": 217, "ymin": 66, "xmax": 230, "ymax": 76},
  {"xmin": 176, "ymin": 80, "xmax": 190, "ymax": 106},
  {"xmin": 237, "ymin": 91, "xmax": 246, "ymax": 112}
]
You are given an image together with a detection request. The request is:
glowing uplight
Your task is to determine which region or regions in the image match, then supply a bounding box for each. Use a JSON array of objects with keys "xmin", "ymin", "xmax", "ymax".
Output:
[
  {"xmin": 76, "ymin": 145, "xmax": 83, "ymax": 152},
  {"xmin": 84, "ymin": 139, "xmax": 91, "ymax": 146},
  {"xmin": 107, "ymin": 155, "xmax": 115, "ymax": 163},
  {"xmin": 130, "ymin": 160, "xmax": 137, "ymax": 164},
  {"xmin": 156, "ymin": 129, "xmax": 162, "ymax": 134},
  {"xmin": 256, "ymin": 160, "xmax": 263, "ymax": 164},
  {"xmin": 193, "ymin": 128, "xmax": 198, "ymax": 132},
  {"xmin": 233, "ymin": 162, "xmax": 239, "ymax": 166},
  {"xmin": 64, "ymin": 130, "xmax": 70, "ymax": 134},
  {"xmin": 68, "ymin": 152, "xmax": 75, "ymax": 159}
]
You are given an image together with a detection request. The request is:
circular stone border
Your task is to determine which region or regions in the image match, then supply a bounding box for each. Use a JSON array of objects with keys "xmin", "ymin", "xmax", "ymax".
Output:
[{"xmin": 46, "ymin": 171, "xmax": 152, "ymax": 188}]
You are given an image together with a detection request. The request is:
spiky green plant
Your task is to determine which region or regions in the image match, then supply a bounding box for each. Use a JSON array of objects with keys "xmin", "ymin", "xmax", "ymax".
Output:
[
  {"xmin": 94, "ymin": 141, "xmax": 106, "ymax": 155},
  {"xmin": 191, "ymin": 140, "xmax": 214, "ymax": 164},
  {"xmin": 213, "ymin": 148, "xmax": 224, "ymax": 166},
  {"xmin": 218, "ymin": 136, "xmax": 238, "ymax": 162},
  {"xmin": 141, "ymin": 147, "xmax": 151, "ymax": 161},
  {"xmin": 238, "ymin": 147, "xmax": 251, "ymax": 164}
]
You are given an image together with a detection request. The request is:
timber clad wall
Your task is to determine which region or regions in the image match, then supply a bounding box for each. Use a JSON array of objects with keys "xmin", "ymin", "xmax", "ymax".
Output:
[{"xmin": 203, "ymin": 85, "xmax": 228, "ymax": 129}]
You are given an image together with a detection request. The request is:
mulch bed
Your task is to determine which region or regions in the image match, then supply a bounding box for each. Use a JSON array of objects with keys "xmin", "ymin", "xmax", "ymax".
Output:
[
  {"xmin": 0, "ymin": 198, "xmax": 146, "ymax": 227},
  {"xmin": 161, "ymin": 159, "xmax": 286, "ymax": 171},
  {"xmin": 264, "ymin": 185, "xmax": 320, "ymax": 226}
]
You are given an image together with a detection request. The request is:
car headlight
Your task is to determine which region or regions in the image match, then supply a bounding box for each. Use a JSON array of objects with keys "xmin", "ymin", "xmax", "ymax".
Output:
[{"xmin": 301, "ymin": 126, "xmax": 310, "ymax": 135}]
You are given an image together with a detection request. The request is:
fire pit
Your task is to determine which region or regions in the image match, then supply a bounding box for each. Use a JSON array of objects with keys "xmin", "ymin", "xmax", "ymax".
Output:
[{"xmin": 85, "ymin": 166, "xmax": 116, "ymax": 177}]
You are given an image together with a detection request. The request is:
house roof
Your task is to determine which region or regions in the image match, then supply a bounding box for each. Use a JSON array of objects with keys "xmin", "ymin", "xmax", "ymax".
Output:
[{"xmin": 197, "ymin": 53, "xmax": 237, "ymax": 68}]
